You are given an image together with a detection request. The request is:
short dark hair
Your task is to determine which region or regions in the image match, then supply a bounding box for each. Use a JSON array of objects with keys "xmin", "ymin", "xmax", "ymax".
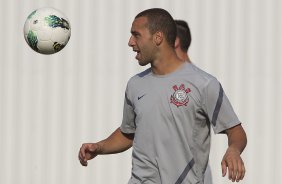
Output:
[
  {"xmin": 135, "ymin": 8, "xmax": 177, "ymax": 48},
  {"xmin": 175, "ymin": 20, "xmax": 191, "ymax": 52}
]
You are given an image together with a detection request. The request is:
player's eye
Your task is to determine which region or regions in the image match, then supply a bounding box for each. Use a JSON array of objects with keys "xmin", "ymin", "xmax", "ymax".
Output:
[{"xmin": 131, "ymin": 31, "xmax": 140, "ymax": 38}]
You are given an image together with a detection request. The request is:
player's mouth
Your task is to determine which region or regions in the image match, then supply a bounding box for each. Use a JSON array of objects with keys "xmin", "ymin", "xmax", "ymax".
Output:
[{"xmin": 133, "ymin": 49, "xmax": 141, "ymax": 59}]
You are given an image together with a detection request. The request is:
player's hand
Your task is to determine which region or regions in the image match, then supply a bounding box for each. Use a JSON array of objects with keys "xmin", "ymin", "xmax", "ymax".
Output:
[
  {"xmin": 78, "ymin": 143, "xmax": 101, "ymax": 166},
  {"xmin": 221, "ymin": 147, "xmax": 245, "ymax": 182}
]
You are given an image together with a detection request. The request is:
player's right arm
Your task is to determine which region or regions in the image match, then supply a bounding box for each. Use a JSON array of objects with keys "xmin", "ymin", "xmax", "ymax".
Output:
[{"xmin": 78, "ymin": 127, "xmax": 134, "ymax": 166}]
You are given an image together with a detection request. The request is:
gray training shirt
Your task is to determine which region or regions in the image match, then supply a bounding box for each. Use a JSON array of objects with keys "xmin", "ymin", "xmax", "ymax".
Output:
[{"xmin": 120, "ymin": 62, "xmax": 240, "ymax": 184}]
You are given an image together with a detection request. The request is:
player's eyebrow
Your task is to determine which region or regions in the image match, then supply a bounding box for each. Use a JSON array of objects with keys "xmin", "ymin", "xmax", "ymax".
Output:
[{"xmin": 130, "ymin": 30, "xmax": 140, "ymax": 36}]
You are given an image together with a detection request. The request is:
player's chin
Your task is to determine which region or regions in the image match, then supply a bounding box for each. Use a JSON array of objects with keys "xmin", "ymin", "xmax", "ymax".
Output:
[
  {"xmin": 137, "ymin": 59, "xmax": 149, "ymax": 66},
  {"xmin": 138, "ymin": 62, "xmax": 146, "ymax": 66}
]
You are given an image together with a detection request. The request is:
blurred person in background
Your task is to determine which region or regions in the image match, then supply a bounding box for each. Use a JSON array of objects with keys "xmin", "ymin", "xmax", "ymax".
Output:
[{"xmin": 174, "ymin": 19, "xmax": 213, "ymax": 184}]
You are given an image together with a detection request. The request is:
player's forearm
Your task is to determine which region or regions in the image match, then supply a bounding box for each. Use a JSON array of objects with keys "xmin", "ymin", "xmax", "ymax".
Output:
[
  {"xmin": 97, "ymin": 128, "xmax": 134, "ymax": 155},
  {"xmin": 226, "ymin": 124, "xmax": 247, "ymax": 153}
]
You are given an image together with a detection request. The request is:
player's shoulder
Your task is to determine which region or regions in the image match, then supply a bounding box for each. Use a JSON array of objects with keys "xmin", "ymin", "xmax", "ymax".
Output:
[
  {"xmin": 188, "ymin": 63, "xmax": 213, "ymax": 77},
  {"xmin": 126, "ymin": 67, "xmax": 152, "ymax": 89},
  {"xmin": 184, "ymin": 63, "xmax": 217, "ymax": 84},
  {"xmin": 128, "ymin": 67, "xmax": 152, "ymax": 82}
]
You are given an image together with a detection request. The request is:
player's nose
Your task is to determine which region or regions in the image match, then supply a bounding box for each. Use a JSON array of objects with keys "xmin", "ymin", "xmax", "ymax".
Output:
[{"xmin": 128, "ymin": 36, "xmax": 135, "ymax": 47}]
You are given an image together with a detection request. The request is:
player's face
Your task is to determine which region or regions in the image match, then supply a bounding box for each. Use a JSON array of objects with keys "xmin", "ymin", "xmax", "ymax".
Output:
[{"xmin": 128, "ymin": 17, "xmax": 156, "ymax": 66}]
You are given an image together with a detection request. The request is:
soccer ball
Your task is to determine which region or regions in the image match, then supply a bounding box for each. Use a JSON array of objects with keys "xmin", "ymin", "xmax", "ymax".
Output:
[{"xmin": 23, "ymin": 7, "xmax": 71, "ymax": 54}]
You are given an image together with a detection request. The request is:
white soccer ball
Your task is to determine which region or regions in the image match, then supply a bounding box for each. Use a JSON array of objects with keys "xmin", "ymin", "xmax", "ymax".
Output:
[{"xmin": 23, "ymin": 7, "xmax": 71, "ymax": 54}]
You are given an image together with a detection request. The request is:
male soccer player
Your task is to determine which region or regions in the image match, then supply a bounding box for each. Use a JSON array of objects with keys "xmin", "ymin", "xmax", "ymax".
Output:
[{"xmin": 79, "ymin": 8, "xmax": 247, "ymax": 184}]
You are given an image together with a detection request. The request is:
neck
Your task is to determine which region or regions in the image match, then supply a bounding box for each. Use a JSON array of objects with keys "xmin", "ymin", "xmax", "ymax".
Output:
[
  {"xmin": 151, "ymin": 49, "xmax": 185, "ymax": 75},
  {"xmin": 185, "ymin": 55, "xmax": 192, "ymax": 63},
  {"xmin": 175, "ymin": 49, "xmax": 191, "ymax": 63}
]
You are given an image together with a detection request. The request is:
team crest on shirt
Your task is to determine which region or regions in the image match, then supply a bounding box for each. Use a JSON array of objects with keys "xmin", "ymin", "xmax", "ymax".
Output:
[{"xmin": 170, "ymin": 84, "xmax": 191, "ymax": 107}]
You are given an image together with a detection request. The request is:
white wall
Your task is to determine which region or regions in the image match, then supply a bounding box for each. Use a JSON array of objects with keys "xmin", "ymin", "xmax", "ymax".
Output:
[{"xmin": 0, "ymin": 0, "xmax": 281, "ymax": 183}]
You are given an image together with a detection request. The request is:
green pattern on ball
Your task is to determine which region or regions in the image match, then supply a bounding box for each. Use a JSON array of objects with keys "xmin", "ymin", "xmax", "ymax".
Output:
[
  {"xmin": 44, "ymin": 15, "xmax": 70, "ymax": 30},
  {"xmin": 27, "ymin": 30, "xmax": 38, "ymax": 52},
  {"xmin": 27, "ymin": 10, "xmax": 37, "ymax": 19},
  {"xmin": 53, "ymin": 42, "xmax": 66, "ymax": 52}
]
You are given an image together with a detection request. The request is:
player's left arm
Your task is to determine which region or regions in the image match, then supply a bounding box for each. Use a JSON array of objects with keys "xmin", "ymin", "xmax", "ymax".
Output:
[{"xmin": 221, "ymin": 124, "xmax": 247, "ymax": 182}]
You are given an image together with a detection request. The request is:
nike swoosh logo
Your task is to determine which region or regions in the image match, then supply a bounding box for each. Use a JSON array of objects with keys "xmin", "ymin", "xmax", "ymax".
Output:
[{"xmin": 138, "ymin": 94, "xmax": 146, "ymax": 100}]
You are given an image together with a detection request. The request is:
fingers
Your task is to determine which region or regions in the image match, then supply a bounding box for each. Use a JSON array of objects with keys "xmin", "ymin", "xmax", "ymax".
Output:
[
  {"xmin": 78, "ymin": 143, "xmax": 101, "ymax": 166},
  {"xmin": 78, "ymin": 143, "xmax": 91, "ymax": 166},
  {"xmin": 78, "ymin": 148, "xmax": 87, "ymax": 166},
  {"xmin": 229, "ymin": 158, "xmax": 238, "ymax": 182},
  {"xmin": 232, "ymin": 158, "xmax": 245, "ymax": 182},
  {"xmin": 221, "ymin": 160, "xmax": 227, "ymax": 177},
  {"xmin": 222, "ymin": 156, "xmax": 246, "ymax": 182},
  {"xmin": 236, "ymin": 159, "xmax": 245, "ymax": 182},
  {"xmin": 79, "ymin": 144, "xmax": 86, "ymax": 159}
]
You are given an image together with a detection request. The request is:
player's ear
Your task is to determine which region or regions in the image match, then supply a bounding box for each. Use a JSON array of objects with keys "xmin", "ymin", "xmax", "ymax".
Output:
[
  {"xmin": 175, "ymin": 37, "xmax": 180, "ymax": 49},
  {"xmin": 154, "ymin": 31, "xmax": 163, "ymax": 46}
]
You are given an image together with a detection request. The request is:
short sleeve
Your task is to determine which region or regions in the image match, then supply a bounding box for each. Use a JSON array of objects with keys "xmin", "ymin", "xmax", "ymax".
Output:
[
  {"xmin": 120, "ymin": 86, "xmax": 136, "ymax": 134},
  {"xmin": 203, "ymin": 78, "xmax": 241, "ymax": 134}
]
